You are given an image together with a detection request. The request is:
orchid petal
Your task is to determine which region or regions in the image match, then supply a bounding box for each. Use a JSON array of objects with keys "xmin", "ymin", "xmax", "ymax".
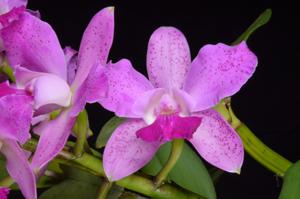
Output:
[
  {"xmin": 184, "ymin": 42, "xmax": 258, "ymax": 112},
  {"xmin": 0, "ymin": 6, "xmax": 24, "ymax": 30},
  {"xmin": 31, "ymin": 110, "xmax": 75, "ymax": 170},
  {"xmin": 0, "ymin": 187, "xmax": 9, "ymax": 199},
  {"xmin": 0, "ymin": 12, "xmax": 67, "ymax": 79},
  {"xmin": 0, "ymin": 81, "xmax": 26, "ymax": 97},
  {"xmin": 137, "ymin": 114, "xmax": 201, "ymax": 142},
  {"xmin": 0, "ymin": 0, "xmax": 27, "ymax": 15},
  {"xmin": 98, "ymin": 59, "xmax": 154, "ymax": 118},
  {"xmin": 103, "ymin": 119, "xmax": 160, "ymax": 181},
  {"xmin": 70, "ymin": 63, "xmax": 108, "ymax": 117},
  {"xmin": 147, "ymin": 27, "xmax": 191, "ymax": 89},
  {"xmin": 0, "ymin": 93, "xmax": 32, "ymax": 144},
  {"xmin": 0, "ymin": 140, "xmax": 36, "ymax": 199},
  {"xmin": 15, "ymin": 67, "xmax": 71, "ymax": 110},
  {"xmin": 64, "ymin": 47, "xmax": 78, "ymax": 85},
  {"xmin": 189, "ymin": 109, "xmax": 244, "ymax": 173},
  {"xmin": 72, "ymin": 7, "xmax": 114, "ymax": 90}
]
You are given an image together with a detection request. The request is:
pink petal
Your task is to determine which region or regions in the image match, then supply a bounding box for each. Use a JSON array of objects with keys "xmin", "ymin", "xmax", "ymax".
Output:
[
  {"xmin": 15, "ymin": 67, "xmax": 71, "ymax": 110},
  {"xmin": 0, "ymin": 93, "xmax": 33, "ymax": 144},
  {"xmin": 184, "ymin": 42, "xmax": 258, "ymax": 112},
  {"xmin": 0, "ymin": 81, "xmax": 26, "ymax": 97},
  {"xmin": 0, "ymin": 140, "xmax": 37, "ymax": 199},
  {"xmin": 72, "ymin": 7, "xmax": 114, "ymax": 90},
  {"xmin": 64, "ymin": 47, "xmax": 78, "ymax": 85},
  {"xmin": 189, "ymin": 109, "xmax": 244, "ymax": 173},
  {"xmin": 136, "ymin": 114, "xmax": 201, "ymax": 142},
  {"xmin": 70, "ymin": 63, "xmax": 108, "ymax": 117},
  {"xmin": 31, "ymin": 109, "xmax": 76, "ymax": 170},
  {"xmin": 0, "ymin": 187, "xmax": 9, "ymax": 199},
  {"xmin": 103, "ymin": 119, "xmax": 161, "ymax": 181},
  {"xmin": 98, "ymin": 59, "xmax": 154, "ymax": 118},
  {"xmin": 147, "ymin": 27, "xmax": 191, "ymax": 89},
  {"xmin": 0, "ymin": 6, "xmax": 24, "ymax": 29},
  {"xmin": 0, "ymin": 0, "xmax": 27, "ymax": 15},
  {"xmin": 0, "ymin": 12, "xmax": 67, "ymax": 79}
]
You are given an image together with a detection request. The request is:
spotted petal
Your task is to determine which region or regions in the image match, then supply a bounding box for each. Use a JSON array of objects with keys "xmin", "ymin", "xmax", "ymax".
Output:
[
  {"xmin": 103, "ymin": 119, "xmax": 161, "ymax": 181},
  {"xmin": 147, "ymin": 27, "xmax": 191, "ymax": 89},
  {"xmin": 0, "ymin": 12, "xmax": 67, "ymax": 79},
  {"xmin": 99, "ymin": 59, "xmax": 154, "ymax": 118},
  {"xmin": 0, "ymin": 92, "xmax": 33, "ymax": 144},
  {"xmin": 72, "ymin": 7, "xmax": 114, "ymax": 90},
  {"xmin": 0, "ymin": 140, "xmax": 36, "ymax": 199},
  {"xmin": 189, "ymin": 109, "xmax": 244, "ymax": 173},
  {"xmin": 184, "ymin": 42, "xmax": 257, "ymax": 112},
  {"xmin": 31, "ymin": 110, "xmax": 76, "ymax": 170}
]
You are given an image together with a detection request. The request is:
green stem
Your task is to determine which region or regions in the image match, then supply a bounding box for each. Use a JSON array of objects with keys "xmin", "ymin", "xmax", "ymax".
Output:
[
  {"xmin": 23, "ymin": 139, "xmax": 202, "ymax": 199},
  {"xmin": 236, "ymin": 123, "xmax": 292, "ymax": 177},
  {"xmin": 97, "ymin": 180, "xmax": 113, "ymax": 199},
  {"xmin": 0, "ymin": 176, "xmax": 14, "ymax": 187},
  {"xmin": 217, "ymin": 100, "xmax": 293, "ymax": 177},
  {"xmin": 155, "ymin": 139, "xmax": 184, "ymax": 187},
  {"xmin": 73, "ymin": 110, "xmax": 90, "ymax": 157}
]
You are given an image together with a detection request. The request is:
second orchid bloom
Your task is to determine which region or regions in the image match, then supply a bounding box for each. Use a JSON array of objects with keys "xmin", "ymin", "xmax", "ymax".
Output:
[{"xmin": 101, "ymin": 27, "xmax": 257, "ymax": 181}]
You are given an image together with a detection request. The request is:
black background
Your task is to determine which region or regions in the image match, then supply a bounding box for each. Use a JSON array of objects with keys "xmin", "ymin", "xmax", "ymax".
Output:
[{"xmin": 10, "ymin": 0, "xmax": 300, "ymax": 198}]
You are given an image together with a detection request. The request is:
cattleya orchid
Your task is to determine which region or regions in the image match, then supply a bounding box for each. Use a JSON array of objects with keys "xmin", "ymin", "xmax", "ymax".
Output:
[
  {"xmin": 0, "ymin": 5, "xmax": 114, "ymax": 172},
  {"xmin": 102, "ymin": 27, "xmax": 257, "ymax": 181},
  {"xmin": 0, "ymin": 82, "xmax": 36, "ymax": 199}
]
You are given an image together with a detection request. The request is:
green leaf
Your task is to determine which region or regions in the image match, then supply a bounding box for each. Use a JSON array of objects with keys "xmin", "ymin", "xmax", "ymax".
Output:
[
  {"xmin": 279, "ymin": 160, "xmax": 300, "ymax": 199},
  {"xmin": 95, "ymin": 116, "xmax": 124, "ymax": 148},
  {"xmin": 142, "ymin": 142, "xmax": 216, "ymax": 199},
  {"xmin": 39, "ymin": 179, "xmax": 99, "ymax": 199},
  {"xmin": 39, "ymin": 165, "xmax": 124, "ymax": 199},
  {"xmin": 232, "ymin": 8, "xmax": 272, "ymax": 45}
]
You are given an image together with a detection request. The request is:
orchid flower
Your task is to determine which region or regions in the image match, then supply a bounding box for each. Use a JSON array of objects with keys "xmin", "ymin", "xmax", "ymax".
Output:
[
  {"xmin": 0, "ymin": 7, "xmax": 114, "ymax": 170},
  {"xmin": 0, "ymin": 82, "xmax": 36, "ymax": 199},
  {"xmin": 0, "ymin": 0, "xmax": 27, "ymax": 68},
  {"xmin": 0, "ymin": 187, "xmax": 9, "ymax": 199},
  {"xmin": 101, "ymin": 27, "xmax": 257, "ymax": 181}
]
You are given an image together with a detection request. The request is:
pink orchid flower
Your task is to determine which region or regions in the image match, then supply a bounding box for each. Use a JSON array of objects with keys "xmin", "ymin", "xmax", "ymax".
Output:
[
  {"xmin": 0, "ymin": 7, "xmax": 114, "ymax": 170},
  {"xmin": 0, "ymin": 187, "xmax": 9, "ymax": 199},
  {"xmin": 0, "ymin": 82, "xmax": 36, "ymax": 199},
  {"xmin": 101, "ymin": 27, "xmax": 257, "ymax": 181}
]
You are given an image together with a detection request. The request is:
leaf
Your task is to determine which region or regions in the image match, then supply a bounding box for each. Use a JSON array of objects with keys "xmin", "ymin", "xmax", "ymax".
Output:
[
  {"xmin": 95, "ymin": 116, "xmax": 124, "ymax": 148},
  {"xmin": 279, "ymin": 160, "xmax": 300, "ymax": 199},
  {"xmin": 39, "ymin": 179, "xmax": 99, "ymax": 199},
  {"xmin": 39, "ymin": 165, "xmax": 124, "ymax": 199},
  {"xmin": 232, "ymin": 8, "xmax": 272, "ymax": 45},
  {"xmin": 142, "ymin": 142, "xmax": 216, "ymax": 199}
]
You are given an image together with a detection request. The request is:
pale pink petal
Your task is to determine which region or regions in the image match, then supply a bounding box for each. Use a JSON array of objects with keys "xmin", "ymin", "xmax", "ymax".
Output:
[
  {"xmin": 184, "ymin": 42, "xmax": 258, "ymax": 112},
  {"xmin": 189, "ymin": 109, "xmax": 244, "ymax": 173},
  {"xmin": 147, "ymin": 27, "xmax": 191, "ymax": 89},
  {"xmin": 0, "ymin": 12, "xmax": 67, "ymax": 79},
  {"xmin": 15, "ymin": 67, "xmax": 71, "ymax": 110},
  {"xmin": 103, "ymin": 119, "xmax": 161, "ymax": 181},
  {"xmin": 72, "ymin": 7, "xmax": 114, "ymax": 90},
  {"xmin": 0, "ymin": 187, "xmax": 9, "ymax": 199},
  {"xmin": 31, "ymin": 109, "xmax": 76, "ymax": 170},
  {"xmin": 98, "ymin": 59, "xmax": 154, "ymax": 118},
  {"xmin": 0, "ymin": 94, "xmax": 33, "ymax": 144},
  {"xmin": 0, "ymin": 140, "xmax": 37, "ymax": 199},
  {"xmin": 137, "ymin": 114, "xmax": 201, "ymax": 142}
]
